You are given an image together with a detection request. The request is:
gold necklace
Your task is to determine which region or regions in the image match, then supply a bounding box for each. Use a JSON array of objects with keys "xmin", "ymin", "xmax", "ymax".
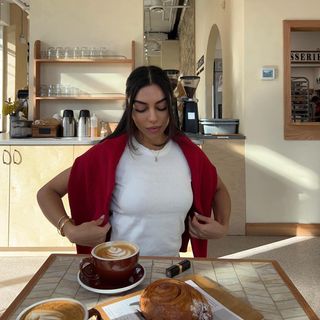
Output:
[{"xmin": 151, "ymin": 149, "xmax": 161, "ymax": 162}]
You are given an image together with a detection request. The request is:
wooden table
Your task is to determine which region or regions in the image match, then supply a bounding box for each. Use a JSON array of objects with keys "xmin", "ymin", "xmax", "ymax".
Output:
[{"xmin": 1, "ymin": 254, "xmax": 317, "ymax": 320}]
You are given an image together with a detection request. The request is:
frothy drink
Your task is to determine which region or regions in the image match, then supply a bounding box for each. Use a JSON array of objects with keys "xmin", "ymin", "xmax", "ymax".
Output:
[
  {"xmin": 95, "ymin": 242, "xmax": 137, "ymax": 259},
  {"xmin": 20, "ymin": 300, "xmax": 85, "ymax": 320}
]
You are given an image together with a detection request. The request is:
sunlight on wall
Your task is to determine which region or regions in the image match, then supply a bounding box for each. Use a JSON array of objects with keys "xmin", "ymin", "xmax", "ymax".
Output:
[
  {"xmin": 231, "ymin": 144, "xmax": 319, "ymax": 190},
  {"xmin": 220, "ymin": 236, "xmax": 314, "ymax": 259}
]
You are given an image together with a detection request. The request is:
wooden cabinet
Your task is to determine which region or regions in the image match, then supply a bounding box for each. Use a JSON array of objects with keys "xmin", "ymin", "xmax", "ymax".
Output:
[
  {"xmin": 9, "ymin": 146, "xmax": 74, "ymax": 247},
  {"xmin": 0, "ymin": 146, "xmax": 10, "ymax": 246},
  {"xmin": 33, "ymin": 40, "xmax": 135, "ymax": 119},
  {"xmin": 202, "ymin": 139, "xmax": 246, "ymax": 236},
  {"xmin": 0, "ymin": 146, "xmax": 75, "ymax": 248},
  {"xmin": 0, "ymin": 144, "xmax": 98, "ymax": 248},
  {"xmin": 74, "ymin": 145, "xmax": 92, "ymax": 159}
]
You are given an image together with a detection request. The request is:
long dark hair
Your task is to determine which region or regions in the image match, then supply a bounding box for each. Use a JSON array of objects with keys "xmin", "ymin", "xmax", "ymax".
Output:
[{"xmin": 104, "ymin": 65, "xmax": 180, "ymax": 148}]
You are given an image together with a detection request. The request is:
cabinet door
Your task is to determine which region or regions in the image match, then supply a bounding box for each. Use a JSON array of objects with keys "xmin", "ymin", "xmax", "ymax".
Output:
[
  {"xmin": 0, "ymin": 146, "xmax": 11, "ymax": 246},
  {"xmin": 73, "ymin": 145, "xmax": 92, "ymax": 159},
  {"xmin": 9, "ymin": 146, "xmax": 74, "ymax": 247}
]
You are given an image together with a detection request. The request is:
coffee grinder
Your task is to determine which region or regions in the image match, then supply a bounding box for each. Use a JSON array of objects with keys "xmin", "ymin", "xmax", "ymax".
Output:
[
  {"xmin": 164, "ymin": 69, "xmax": 180, "ymax": 128},
  {"xmin": 180, "ymin": 75, "xmax": 200, "ymax": 133}
]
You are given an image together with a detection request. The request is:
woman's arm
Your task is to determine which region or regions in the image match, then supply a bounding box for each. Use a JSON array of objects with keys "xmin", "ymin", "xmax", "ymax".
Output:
[
  {"xmin": 37, "ymin": 168, "xmax": 71, "ymax": 229},
  {"xmin": 188, "ymin": 175, "xmax": 231, "ymax": 239},
  {"xmin": 37, "ymin": 168, "xmax": 110, "ymax": 247}
]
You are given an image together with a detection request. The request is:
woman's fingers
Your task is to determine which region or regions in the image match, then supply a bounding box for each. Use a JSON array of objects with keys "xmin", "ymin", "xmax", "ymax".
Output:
[
  {"xmin": 188, "ymin": 216, "xmax": 203, "ymax": 239},
  {"xmin": 194, "ymin": 212, "xmax": 211, "ymax": 223}
]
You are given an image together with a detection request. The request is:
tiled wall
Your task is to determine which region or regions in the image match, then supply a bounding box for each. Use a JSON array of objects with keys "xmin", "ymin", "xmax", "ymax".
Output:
[{"xmin": 178, "ymin": 0, "xmax": 195, "ymax": 76}]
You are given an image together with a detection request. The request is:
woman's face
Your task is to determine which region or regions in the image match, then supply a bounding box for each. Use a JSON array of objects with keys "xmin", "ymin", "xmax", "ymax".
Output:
[{"xmin": 131, "ymin": 84, "xmax": 169, "ymax": 149}]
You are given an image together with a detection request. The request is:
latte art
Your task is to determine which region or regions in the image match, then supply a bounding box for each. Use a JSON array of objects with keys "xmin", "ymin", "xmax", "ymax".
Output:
[
  {"xmin": 20, "ymin": 300, "xmax": 85, "ymax": 320},
  {"xmin": 105, "ymin": 246, "xmax": 131, "ymax": 258},
  {"xmin": 96, "ymin": 243, "xmax": 136, "ymax": 259}
]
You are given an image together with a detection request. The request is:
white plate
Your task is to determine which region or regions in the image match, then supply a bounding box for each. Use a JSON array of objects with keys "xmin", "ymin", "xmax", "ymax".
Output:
[{"xmin": 77, "ymin": 264, "xmax": 145, "ymax": 294}]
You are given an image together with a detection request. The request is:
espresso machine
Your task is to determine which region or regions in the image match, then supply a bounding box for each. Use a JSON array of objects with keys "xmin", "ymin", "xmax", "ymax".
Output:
[
  {"xmin": 180, "ymin": 75, "xmax": 200, "ymax": 133},
  {"xmin": 164, "ymin": 69, "xmax": 180, "ymax": 128}
]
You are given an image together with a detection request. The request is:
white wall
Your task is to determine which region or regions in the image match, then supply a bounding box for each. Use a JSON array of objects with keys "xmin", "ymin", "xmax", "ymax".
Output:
[
  {"xmin": 29, "ymin": 0, "xmax": 144, "ymax": 121},
  {"xmin": 195, "ymin": 0, "xmax": 320, "ymax": 224}
]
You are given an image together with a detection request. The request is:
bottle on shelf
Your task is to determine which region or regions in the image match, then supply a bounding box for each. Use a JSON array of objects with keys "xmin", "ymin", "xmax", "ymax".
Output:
[
  {"xmin": 100, "ymin": 121, "xmax": 112, "ymax": 138},
  {"xmin": 90, "ymin": 113, "xmax": 99, "ymax": 138}
]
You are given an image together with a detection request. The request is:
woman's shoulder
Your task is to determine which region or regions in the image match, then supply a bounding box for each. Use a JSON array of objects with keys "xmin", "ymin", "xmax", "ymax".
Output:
[
  {"xmin": 174, "ymin": 133, "xmax": 216, "ymax": 169},
  {"xmin": 76, "ymin": 134, "xmax": 128, "ymax": 163},
  {"xmin": 173, "ymin": 133, "xmax": 203, "ymax": 153}
]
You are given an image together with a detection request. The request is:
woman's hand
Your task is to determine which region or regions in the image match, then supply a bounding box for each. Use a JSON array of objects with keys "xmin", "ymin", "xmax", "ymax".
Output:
[
  {"xmin": 188, "ymin": 212, "xmax": 228, "ymax": 240},
  {"xmin": 64, "ymin": 215, "xmax": 111, "ymax": 248}
]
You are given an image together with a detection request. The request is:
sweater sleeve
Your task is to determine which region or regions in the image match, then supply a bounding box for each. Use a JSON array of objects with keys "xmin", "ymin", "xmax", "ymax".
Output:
[
  {"xmin": 67, "ymin": 135, "xmax": 127, "ymax": 254},
  {"xmin": 176, "ymin": 134, "xmax": 218, "ymax": 257}
]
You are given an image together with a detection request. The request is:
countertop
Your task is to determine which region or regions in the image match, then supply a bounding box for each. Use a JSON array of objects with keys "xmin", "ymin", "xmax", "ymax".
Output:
[
  {"xmin": 0, "ymin": 133, "xmax": 101, "ymax": 145},
  {"xmin": 0, "ymin": 132, "xmax": 245, "ymax": 146}
]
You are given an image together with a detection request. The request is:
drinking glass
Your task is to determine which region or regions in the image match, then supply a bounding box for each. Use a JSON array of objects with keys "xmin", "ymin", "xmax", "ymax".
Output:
[
  {"xmin": 47, "ymin": 47, "xmax": 56, "ymax": 59},
  {"xmin": 39, "ymin": 85, "xmax": 48, "ymax": 97},
  {"xmin": 56, "ymin": 47, "xmax": 64, "ymax": 59},
  {"xmin": 81, "ymin": 47, "xmax": 89, "ymax": 58},
  {"xmin": 64, "ymin": 47, "xmax": 72, "ymax": 59},
  {"xmin": 48, "ymin": 84, "xmax": 56, "ymax": 96},
  {"xmin": 99, "ymin": 47, "xmax": 108, "ymax": 58},
  {"xmin": 90, "ymin": 47, "xmax": 99, "ymax": 58},
  {"xmin": 72, "ymin": 47, "xmax": 81, "ymax": 59}
]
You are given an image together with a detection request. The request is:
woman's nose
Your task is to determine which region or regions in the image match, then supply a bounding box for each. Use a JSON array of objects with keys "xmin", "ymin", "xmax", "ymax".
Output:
[{"xmin": 148, "ymin": 108, "xmax": 158, "ymax": 122}]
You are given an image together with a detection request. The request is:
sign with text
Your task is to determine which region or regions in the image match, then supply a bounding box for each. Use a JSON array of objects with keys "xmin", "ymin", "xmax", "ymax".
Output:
[{"xmin": 291, "ymin": 50, "xmax": 320, "ymax": 63}]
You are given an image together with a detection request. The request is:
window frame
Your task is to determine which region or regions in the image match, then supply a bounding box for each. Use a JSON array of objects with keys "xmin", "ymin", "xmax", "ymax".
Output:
[{"xmin": 283, "ymin": 20, "xmax": 320, "ymax": 140}]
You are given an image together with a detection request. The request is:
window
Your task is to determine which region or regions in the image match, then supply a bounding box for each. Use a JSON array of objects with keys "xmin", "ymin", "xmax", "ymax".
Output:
[{"xmin": 283, "ymin": 20, "xmax": 320, "ymax": 140}]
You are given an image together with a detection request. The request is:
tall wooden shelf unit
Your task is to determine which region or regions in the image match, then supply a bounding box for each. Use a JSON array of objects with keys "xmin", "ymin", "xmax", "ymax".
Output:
[
  {"xmin": 33, "ymin": 40, "xmax": 135, "ymax": 120},
  {"xmin": 291, "ymin": 76, "xmax": 311, "ymax": 122}
]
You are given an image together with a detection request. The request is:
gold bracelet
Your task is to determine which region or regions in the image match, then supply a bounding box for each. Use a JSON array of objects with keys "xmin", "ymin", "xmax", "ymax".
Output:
[
  {"xmin": 57, "ymin": 216, "xmax": 68, "ymax": 229},
  {"xmin": 57, "ymin": 216, "xmax": 70, "ymax": 236},
  {"xmin": 58, "ymin": 218, "xmax": 72, "ymax": 237}
]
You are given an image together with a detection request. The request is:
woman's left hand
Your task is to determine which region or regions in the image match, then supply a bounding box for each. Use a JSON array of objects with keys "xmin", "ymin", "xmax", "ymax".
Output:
[{"xmin": 188, "ymin": 212, "xmax": 228, "ymax": 239}]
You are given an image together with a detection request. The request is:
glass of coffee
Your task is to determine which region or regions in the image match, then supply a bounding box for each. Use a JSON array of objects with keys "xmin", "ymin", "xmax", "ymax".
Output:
[
  {"xmin": 80, "ymin": 240, "xmax": 139, "ymax": 285},
  {"xmin": 16, "ymin": 298, "xmax": 88, "ymax": 320}
]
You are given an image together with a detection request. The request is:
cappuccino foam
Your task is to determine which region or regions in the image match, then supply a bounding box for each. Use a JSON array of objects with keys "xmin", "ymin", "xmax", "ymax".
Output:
[
  {"xmin": 22, "ymin": 300, "xmax": 84, "ymax": 320},
  {"xmin": 96, "ymin": 243, "xmax": 136, "ymax": 259}
]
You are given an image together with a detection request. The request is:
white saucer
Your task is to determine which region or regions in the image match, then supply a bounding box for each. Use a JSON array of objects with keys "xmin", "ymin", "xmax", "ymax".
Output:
[{"xmin": 77, "ymin": 264, "xmax": 146, "ymax": 294}]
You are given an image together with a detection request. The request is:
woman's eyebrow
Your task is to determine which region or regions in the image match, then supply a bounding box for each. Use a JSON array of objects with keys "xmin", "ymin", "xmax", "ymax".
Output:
[{"xmin": 133, "ymin": 97, "xmax": 166, "ymax": 105}]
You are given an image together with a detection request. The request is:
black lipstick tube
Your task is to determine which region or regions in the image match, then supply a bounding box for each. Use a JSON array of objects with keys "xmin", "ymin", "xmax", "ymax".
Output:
[{"xmin": 165, "ymin": 259, "xmax": 191, "ymax": 278}]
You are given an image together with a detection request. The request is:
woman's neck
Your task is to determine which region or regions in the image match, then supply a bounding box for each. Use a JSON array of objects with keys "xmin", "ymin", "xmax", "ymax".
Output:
[{"xmin": 135, "ymin": 134, "xmax": 168, "ymax": 150}]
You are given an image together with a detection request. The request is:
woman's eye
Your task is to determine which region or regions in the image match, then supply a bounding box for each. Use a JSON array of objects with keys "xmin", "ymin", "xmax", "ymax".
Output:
[
  {"xmin": 157, "ymin": 105, "xmax": 168, "ymax": 111},
  {"xmin": 133, "ymin": 108, "xmax": 147, "ymax": 113},
  {"xmin": 133, "ymin": 103, "xmax": 147, "ymax": 113}
]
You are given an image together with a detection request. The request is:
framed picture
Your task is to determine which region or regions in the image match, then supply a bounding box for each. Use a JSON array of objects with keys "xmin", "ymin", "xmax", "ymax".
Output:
[{"xmin": 261, "ymin": 67, "xmax": 276, "ymax": 80}]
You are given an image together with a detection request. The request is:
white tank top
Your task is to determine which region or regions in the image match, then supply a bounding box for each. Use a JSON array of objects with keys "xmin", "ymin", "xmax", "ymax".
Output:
[{"xmin": 109, "ymin": 138, "xmax": 193, "ymax": 256}]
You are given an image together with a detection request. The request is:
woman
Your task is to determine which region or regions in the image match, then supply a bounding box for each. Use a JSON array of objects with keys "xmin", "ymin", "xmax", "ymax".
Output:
[{"xmin": 37, "ymin": 65, "xmax": 231, "ymax": 257}]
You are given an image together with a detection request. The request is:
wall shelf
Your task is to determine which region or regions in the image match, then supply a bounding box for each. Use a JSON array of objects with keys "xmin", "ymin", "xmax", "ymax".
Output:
[
  {"xmin": 33, "ymin": 40, "xmax": 135, "ymax": 120},
  {"xmin": 35, "ymin": 94, "xmax": 126, "ymax": 101}
]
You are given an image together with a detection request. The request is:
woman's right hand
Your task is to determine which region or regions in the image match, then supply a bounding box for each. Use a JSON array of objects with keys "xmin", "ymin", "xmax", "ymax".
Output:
[{"xmin": 63, "ymin": 215, "xmax": 111, "ymax": 248}]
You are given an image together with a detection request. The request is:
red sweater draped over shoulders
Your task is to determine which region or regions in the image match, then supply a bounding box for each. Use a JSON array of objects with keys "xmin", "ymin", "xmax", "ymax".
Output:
[{"xmin": 68, "ymin": 133, "xmax": 217, "ymax": 257}]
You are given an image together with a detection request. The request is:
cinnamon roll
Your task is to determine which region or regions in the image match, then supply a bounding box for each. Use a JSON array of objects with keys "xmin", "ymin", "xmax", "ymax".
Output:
[{"xmin": 140, "ymin": 278, "xmax": 213, "ymax": 320}]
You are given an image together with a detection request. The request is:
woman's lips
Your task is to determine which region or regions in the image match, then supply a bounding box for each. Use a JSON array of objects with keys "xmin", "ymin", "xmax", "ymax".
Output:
[{"xmin": 146, "ymin": 126, "xmax": 161, "ymax": 134}]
